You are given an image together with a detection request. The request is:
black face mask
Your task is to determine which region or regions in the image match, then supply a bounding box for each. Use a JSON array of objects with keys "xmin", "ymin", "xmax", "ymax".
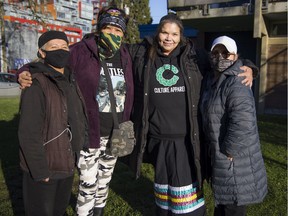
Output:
[
  {"xmin": 211, "ymin": 54, "xmax": 234, "ymax": 72},
  {"xmin": 42, "ymin": 49, "xmax": 70, "ymax": 69}
]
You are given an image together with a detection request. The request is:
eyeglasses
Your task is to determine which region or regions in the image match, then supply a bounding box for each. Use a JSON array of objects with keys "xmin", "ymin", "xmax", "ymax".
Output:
[{"xmin": 210, "ymin": 50, "xmax": 235, "ymax": 59}]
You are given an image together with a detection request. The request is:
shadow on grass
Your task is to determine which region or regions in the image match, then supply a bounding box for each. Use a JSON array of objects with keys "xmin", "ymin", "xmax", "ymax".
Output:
[
  {"xmin": 262, "ymin": 155, "xmax": 287, "ymax": 169},
  {"xmin": 109, "ymin": 161, "xmax": 155, "ymax": 215},
  {"xmin": 257, "ymin": 115, "xmax": 287, "ymax": 147},
  {"xmin": 0, "ymin": 113, "xmax": 25, "ymax": 216}
]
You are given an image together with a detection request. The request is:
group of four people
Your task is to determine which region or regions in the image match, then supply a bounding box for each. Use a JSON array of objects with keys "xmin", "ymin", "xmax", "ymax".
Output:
[{"xmin": 17, "ymin": 5, "xmax": 267, "ymax": 216}]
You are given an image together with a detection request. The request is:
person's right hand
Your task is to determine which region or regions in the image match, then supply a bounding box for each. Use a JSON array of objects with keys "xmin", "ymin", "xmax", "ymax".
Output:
[{"xmin": 18, "ymin": 71, "xmax": 32, "ymax": 89}]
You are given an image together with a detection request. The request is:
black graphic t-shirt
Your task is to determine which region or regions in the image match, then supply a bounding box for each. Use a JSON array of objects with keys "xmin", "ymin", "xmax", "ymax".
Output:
[
  {"xmin": 96, "ymin": 52, "xmax": 125, "ymax": 136},
  {"xmin": 148, "ymin": 50, "xmax": 188, "ymax": 137}
]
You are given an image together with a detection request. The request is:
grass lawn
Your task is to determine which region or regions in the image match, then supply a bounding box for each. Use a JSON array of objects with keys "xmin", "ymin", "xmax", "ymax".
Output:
[{"xmin": 0, "ymin": 98, "xmax": 287, "ymax": 216}]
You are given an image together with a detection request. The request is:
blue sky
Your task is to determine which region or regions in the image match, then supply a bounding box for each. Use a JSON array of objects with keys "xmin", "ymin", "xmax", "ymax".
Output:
[{"xmin": 149, "ymin": 0, "xmax": 168, "ymax": 24}]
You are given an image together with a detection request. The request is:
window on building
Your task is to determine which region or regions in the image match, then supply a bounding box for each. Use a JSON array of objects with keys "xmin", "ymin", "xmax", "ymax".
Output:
[{"xmin": 57, "ymin": 12, "xmax": 66, "ymax": 19}]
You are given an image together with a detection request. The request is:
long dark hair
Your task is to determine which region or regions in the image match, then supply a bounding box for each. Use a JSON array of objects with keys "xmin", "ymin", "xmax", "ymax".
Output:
[{"xmin": 149, "ymin": 14, "xmax": 186, "ymax": 60}]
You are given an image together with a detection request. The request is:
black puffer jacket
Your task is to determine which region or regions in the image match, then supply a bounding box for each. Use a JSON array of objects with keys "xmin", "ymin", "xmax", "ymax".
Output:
[
  {"xmin": 200, "ymin": 60, "xmax": 267, "ymax": 205},
  {"xmin": 127, "ymin": 37, "xmax": 208, "ymax": 185}
]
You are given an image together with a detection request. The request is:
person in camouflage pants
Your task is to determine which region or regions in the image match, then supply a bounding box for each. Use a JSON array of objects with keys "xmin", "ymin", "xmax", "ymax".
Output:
[
  {"xmin": 72, "ymin": 6, "xmax": 133, "ymax": 216},
  {"xmin": 76, "ymin": 137, "xmax": 117, "ymax": 215}
]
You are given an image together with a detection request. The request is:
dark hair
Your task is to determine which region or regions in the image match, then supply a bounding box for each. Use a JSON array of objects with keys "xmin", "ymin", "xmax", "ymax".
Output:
[
  {"xmin": 156, "ymin": 14, "xmax": 185, "ymax": 44},
  {"xmin": 149, "ymin": 13, "xmax": 186, "ymax": 60}
]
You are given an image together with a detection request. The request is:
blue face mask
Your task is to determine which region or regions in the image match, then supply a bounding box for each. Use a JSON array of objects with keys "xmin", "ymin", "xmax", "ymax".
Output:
[{"xmin": 42, "ymin": 49, "xmax": 70, "ymax": 69}]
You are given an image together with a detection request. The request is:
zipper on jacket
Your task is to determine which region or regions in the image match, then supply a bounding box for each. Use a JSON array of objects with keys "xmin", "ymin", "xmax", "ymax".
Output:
[{"xmin": 228, "ymin": 159, "xmax": 234, "ymax": 171}]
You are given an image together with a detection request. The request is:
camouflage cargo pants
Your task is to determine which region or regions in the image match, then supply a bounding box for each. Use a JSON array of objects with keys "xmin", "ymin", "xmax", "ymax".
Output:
[{"xmin": 76, "ymin": 137, "xmax": 117, "ymax": 216}]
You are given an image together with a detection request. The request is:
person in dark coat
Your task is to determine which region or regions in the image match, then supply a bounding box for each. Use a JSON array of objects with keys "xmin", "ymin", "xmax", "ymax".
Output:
[
  {"xmin": 200, "ymin": 35, "xmax": 267, "ymax": 216},
  {"xmin": 69, "ymin": 7, "xmax": 133, "ymax": 216},
  {"xmin": 18, "ymin": 30, "xmax": 88, "ymax": 216},
  {"xmin": 127, "ymin": 15, "xmax": 257, "ymax": 216}
]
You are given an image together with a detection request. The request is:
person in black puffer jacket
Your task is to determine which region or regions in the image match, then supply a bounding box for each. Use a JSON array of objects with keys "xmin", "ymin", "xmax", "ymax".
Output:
[{"xmin": 200, "ymin": 36, "xmax": 267, "ymax": 216}]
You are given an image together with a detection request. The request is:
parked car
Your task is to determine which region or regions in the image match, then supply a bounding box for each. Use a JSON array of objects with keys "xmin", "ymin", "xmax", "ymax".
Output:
[{"xmin": 0, "ymin": 73, "xmax": 21, "ymax": 97}]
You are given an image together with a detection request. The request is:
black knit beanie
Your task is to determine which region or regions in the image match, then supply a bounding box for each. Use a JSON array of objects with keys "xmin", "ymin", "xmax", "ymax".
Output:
[{"xmin": 38, "ymin": 30, "xmax": 69, "ymax": 48}]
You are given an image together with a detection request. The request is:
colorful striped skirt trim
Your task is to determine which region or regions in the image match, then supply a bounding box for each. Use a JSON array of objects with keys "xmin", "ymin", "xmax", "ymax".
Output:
[{"xmin": 154, "ymin": 182, "xmax": 205, "ymax": 214}]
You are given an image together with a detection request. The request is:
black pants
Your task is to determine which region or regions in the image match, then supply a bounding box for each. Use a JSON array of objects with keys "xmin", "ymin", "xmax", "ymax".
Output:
[
  {"xmin": 214, "ymin": 204, "xmax": 247, "ymax": 216},
  {"xmin": 22, "ymin": 172, "xmax": 74, "ymax": 216}
]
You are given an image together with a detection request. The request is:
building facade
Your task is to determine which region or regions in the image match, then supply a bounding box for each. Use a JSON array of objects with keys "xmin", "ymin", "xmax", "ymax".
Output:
[
  {"xmin": 167, "ymin": 0, "xmax": 287, "ymax": 114},
  {"xmin": 0, "ymin": 0, "xmax": 112, "ymax": 73}
]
